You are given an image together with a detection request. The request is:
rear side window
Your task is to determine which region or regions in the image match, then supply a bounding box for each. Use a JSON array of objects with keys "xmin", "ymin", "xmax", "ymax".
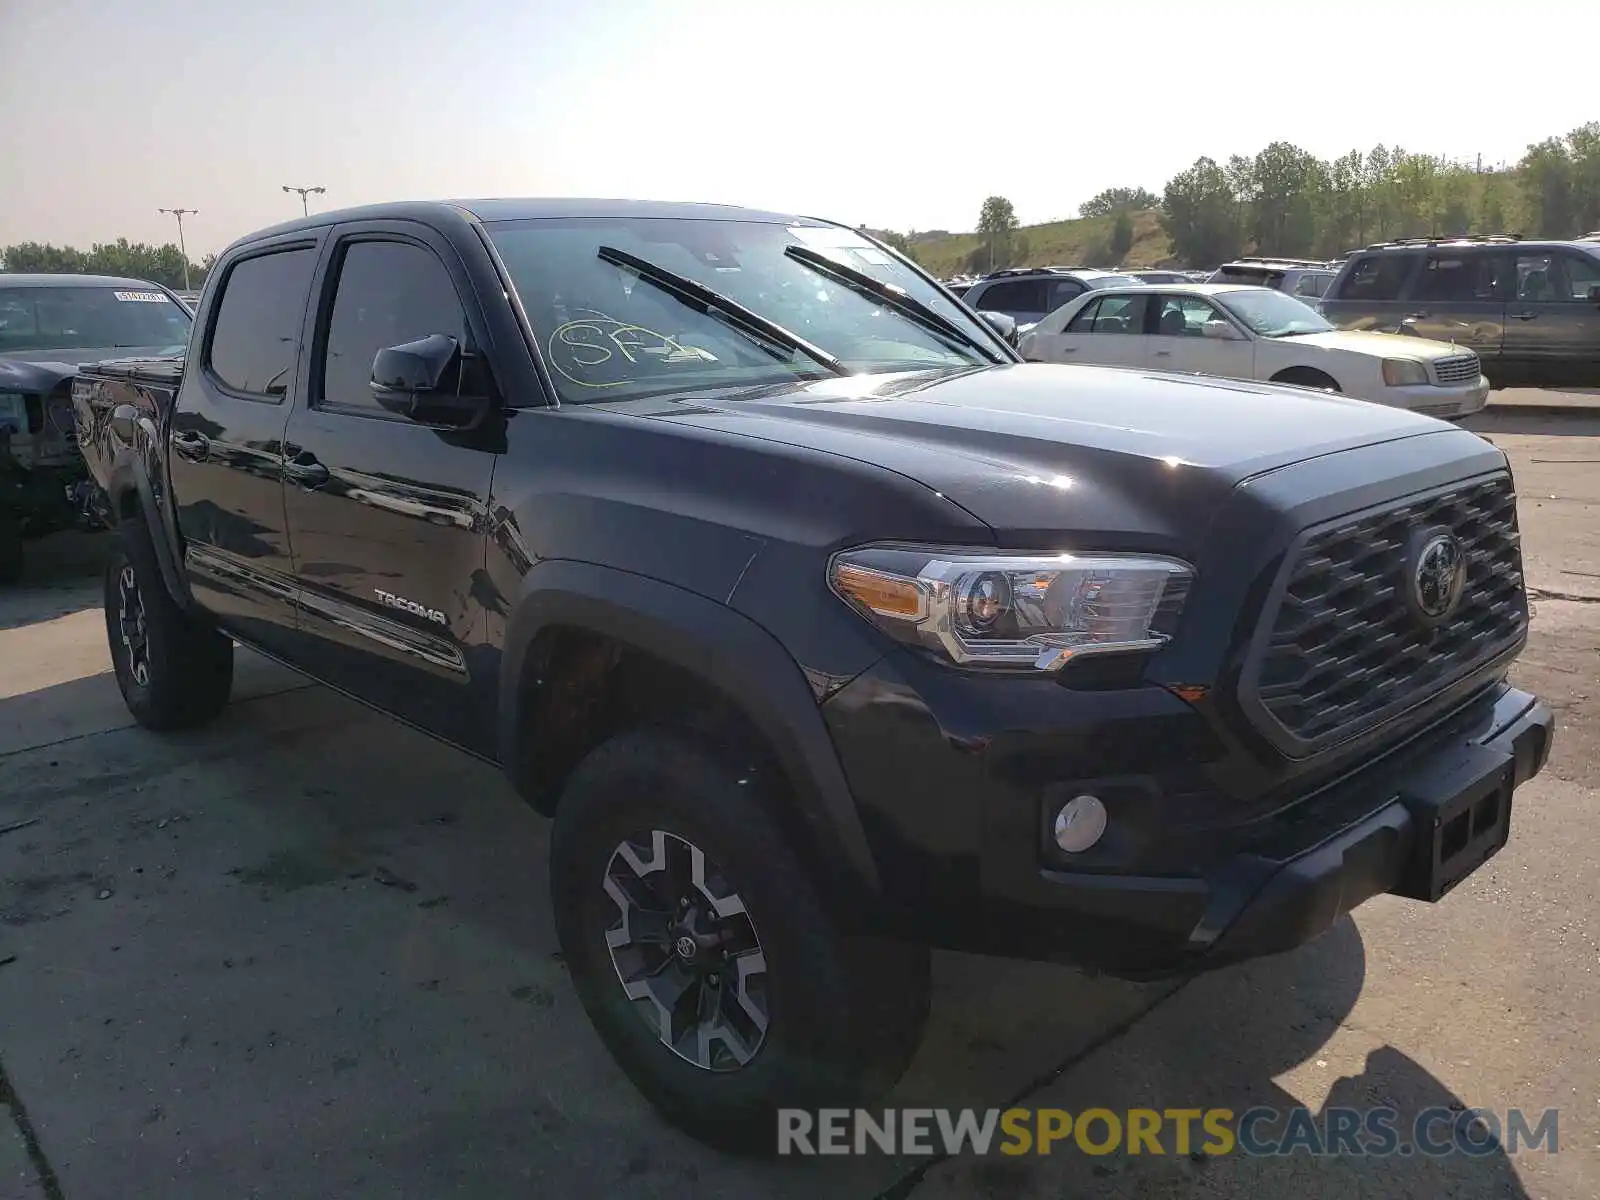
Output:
[
  {"xmin": 318, "ymin": 240, "xmax": 467, "ymax": 414},
  {"xmin": 1213, "ymin": 266, "xmax": 1281, "ymax": 287},
  {"xmin": 1067, "ymin": 294, "xmax": 1147, "ymax": 333},
  {"xmin": 1418, "ymin": 253, "xmax": 1503, "ymax": 302},
  {"xmin": 1048, "ymin": 279, "xmax": 1086, "ymax": 310},
  {"xmin": 1293, "ymin": 272, "xmax": 1333, "ymax": 298},
  {"xmin": 972, "ymin": 280, "xmax": 1048, "ymax": 312},
  {"xmin": 207, "ymin": 248, "xmax": 317, "ymax": 398},
  {"xmin": 1337, "ymin": 253, "xmax": 1414, "ymax": 301}
]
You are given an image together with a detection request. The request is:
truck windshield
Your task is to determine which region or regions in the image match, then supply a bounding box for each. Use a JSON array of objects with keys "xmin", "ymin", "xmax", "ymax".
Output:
[
  {"xmin": 0, "ymin": 286, "xmax": 192, "ymax": 354},
  {"xmin": 486, "ymin": 217, "xmax": 1006, "ymax": 403}
]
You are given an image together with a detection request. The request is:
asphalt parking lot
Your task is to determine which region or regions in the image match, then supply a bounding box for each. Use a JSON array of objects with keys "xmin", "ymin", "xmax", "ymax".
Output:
[{"xmin": 1, "ymin": 399, "xmax": 1597, "ymax": 1200}]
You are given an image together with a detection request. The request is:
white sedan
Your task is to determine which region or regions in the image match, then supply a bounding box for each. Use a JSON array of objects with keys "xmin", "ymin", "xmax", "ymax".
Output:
[{"xmin": 1018, "ymin": 283, "xmax": 1490, "ymax": 419}]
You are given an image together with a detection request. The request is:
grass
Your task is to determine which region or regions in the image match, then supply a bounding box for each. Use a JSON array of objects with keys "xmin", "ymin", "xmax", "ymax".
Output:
[{"xmin": 910, "ymin": 210, "xmax": 1175, "ymax": 277}]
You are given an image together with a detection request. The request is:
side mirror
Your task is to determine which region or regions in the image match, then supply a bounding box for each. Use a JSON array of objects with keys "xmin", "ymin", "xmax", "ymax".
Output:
[
  {"xmin": 1202, "ymin": 320, "xmax": 1240, "ymax": 340},
  {"xmin": 370, "ymin": 333, "xmax": 492, "ymax": 425},
  {"xmin": 978, "ymin": 310, "xmax": 1019, "ymax": 348}
]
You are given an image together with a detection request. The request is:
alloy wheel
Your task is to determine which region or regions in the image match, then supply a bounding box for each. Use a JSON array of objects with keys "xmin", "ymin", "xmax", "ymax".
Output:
[
  {"xmin": 116, "ymin": 564, "xmax": 151, "ymax": 687},
  {"xmin": 601, "ymin": 829, "xmax": 769, "ymax": 1071}
]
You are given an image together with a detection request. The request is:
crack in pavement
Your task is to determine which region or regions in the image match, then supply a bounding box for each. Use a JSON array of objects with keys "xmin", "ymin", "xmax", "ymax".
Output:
[
  {"xmin": 1529, "ymin": 588, "xmax": 1600, "ymax": 604},
  {"xmin": 0, "ymin": 1052, "xmax": 64, "ymax": 1200},
  {"xmin": 870, "ymin": 977, "xmax": 1193, "ymax": 1200}
]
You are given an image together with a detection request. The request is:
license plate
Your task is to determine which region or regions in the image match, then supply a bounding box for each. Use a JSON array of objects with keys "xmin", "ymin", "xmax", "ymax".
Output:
[{"xmin": 1395, "ymin": 743, "xmax": 1515, "ymax": 902}]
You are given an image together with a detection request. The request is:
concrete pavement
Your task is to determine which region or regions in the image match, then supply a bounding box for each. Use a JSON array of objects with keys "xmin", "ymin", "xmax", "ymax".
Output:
[{"xmin": 0, "ymin": 421, "xmax": 1596, "ymax": 1198}]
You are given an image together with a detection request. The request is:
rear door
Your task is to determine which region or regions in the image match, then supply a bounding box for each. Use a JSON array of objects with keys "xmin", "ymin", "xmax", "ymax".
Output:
[
  {"xmin": 1503, "ymin": 248, "xmax": 1600, "ymax": 387},
  {"xmin": 169, "ymin": 237, "xmax": 319, "ymax": 652},
  {"xmin": 278, "ymin": 223, "xmax": 501, "ymax": 755},
  {"xmin": 1035, "ymin": 293, "xmax": 1150, "ymax": 366},
  {"xmin": 1403, "ymin": 248, "xmax": 1508, "ymax": 362},
  {"xmin": 1145, "ymin": 294, "xmax": 1255, "ymax": 379}
]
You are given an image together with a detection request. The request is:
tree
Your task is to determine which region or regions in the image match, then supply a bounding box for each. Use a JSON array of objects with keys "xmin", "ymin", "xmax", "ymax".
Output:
[
  {"xmin": 1518, "ymin": 137, "xmax": 1576, "ymax": 236},
  {"xmin": 1079, "ymin": 187, "xmax": 1158, "ymax": 218},
  {"xmin": 976, "ymin": 196, "xmax": 1020, "ymax": 271},
  {"xmin": 2, "ymin": 239, "xmax": 208, "ymax": 290},
  {"xmin": 1160, "ymin": 157, "xmax": 1242, "ymax": 267},
  {"xmin": 1248, "ymin": 142, "xmax": 1325, "ymax": 256},
  {"xmin": 1109, "ymin": 211, "xmax": 1134, "ymax": 262}
]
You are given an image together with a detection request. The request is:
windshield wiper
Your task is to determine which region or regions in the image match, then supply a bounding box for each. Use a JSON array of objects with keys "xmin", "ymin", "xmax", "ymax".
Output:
[
  {"xmin": 783, "ymin": 244, "xmax": 1004, "ymax": 364},
  {"xmin": 595, "ymin": 246, "xmax": 848, "ymax": 377}
]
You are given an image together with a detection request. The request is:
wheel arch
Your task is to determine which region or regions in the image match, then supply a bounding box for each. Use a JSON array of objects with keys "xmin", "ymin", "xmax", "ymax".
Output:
[{"xmin": 499, "ymin": 559, "xmax": 883, "ymax": 910}]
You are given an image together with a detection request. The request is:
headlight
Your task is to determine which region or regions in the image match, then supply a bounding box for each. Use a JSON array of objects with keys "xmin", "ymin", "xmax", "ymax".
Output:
[
  {"xmin": 828, "ymin": 546, "xmax": 1193, "ymax": 670},
  {"xmin": 1381, "ymin": 358, "xmax": 1428, "ymax": 387},
  {"xmin": 0, "ymin": 392, "xmax": 27, "ymax": 435}
]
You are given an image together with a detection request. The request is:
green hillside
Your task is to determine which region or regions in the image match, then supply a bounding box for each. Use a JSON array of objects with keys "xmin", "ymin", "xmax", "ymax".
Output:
[{"xmin": 910, "ymin": 210, "xmax": 1175, "ymax": 277}]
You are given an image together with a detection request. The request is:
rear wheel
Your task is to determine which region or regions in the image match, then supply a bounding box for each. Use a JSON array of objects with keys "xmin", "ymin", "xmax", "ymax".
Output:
[
  {"xmin": 551, "ymin": 728, "xmax": 930, "ymax": 1152},
  {"xmin": 104, "ymin": 517, "xmax": 234, "ymax": 730},
  {"xmin": 1270, "ymin": 367, "xmax": 1340, "ymax": 392}
]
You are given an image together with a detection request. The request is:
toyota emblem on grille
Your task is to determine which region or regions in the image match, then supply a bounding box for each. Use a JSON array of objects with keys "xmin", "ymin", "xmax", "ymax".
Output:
[{"xmin": 1408, "ymin": 530, "xmax": 1466, "ymax": 624}]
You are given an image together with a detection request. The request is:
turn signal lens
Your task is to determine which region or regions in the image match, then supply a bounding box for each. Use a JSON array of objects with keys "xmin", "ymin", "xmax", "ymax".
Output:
[{"xmin": 831, "ymin": 562, "xmax": 926, "ymax": 620}]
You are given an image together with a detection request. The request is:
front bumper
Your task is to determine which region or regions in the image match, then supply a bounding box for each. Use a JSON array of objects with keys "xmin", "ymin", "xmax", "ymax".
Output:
[
  {"xmin": 823, "ymin": 660, "xmax": 1552, "ymax": 978},
  {"xmin": 1382, "ymin": 375, "xmax": 1491, "ymax": 419}
]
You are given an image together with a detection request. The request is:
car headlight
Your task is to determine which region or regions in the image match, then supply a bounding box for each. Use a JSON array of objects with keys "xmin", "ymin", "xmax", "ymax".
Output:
[
  {"xmin": 0, "ymin": 392, "xmax": 27, "ymax": 435},
  {"xmin": 1381, "ymin": 358, "xmax": 1428, "ymax": 387},
  {"xmin": 828, "ymin": 546, "xmax": 1193, "ymax": 670}
]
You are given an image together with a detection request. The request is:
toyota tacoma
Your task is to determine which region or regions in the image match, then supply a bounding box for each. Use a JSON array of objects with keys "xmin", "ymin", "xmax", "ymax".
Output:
[{"xmin": 72, "ymin": 199, "xmax": 1553, "ymax": 1149}]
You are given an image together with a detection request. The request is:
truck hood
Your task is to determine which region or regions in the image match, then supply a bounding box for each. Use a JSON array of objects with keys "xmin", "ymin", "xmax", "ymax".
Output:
[
  {"xmin": 630, "ymin": 363, "xmax": 1449, "ymax": 546},
  {"xmin": 1286, "ymin": 329, "xmax": 1469, "ymax": 359}
]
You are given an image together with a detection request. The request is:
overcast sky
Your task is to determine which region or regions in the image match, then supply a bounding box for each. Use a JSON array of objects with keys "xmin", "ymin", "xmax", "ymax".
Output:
[{"xmin": 2, "ymin": 0, "xmax": 1593, "ymax": 257}]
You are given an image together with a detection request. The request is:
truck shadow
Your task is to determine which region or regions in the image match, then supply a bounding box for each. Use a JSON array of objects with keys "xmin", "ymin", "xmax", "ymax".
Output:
[
  {"xmin": 0, "ymin": 530, "xmax": 107, "ymax": 631},
  {"xmin": 0, "ymin": 666, "xmax": 1538, "ymax": 1199}
]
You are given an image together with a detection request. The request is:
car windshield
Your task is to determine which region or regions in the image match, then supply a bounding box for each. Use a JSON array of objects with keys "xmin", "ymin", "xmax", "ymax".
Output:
[
  {"xmin": 486, "ymin": 217, "xmax": 1004, "ymax": 403},
  {"xmin": 0, "ymin": 285, "xmax": 192, "ymax": 354},
  {"xmin": 1217, "ymin": 289, "xmax": 1334, "ymax": 338}
]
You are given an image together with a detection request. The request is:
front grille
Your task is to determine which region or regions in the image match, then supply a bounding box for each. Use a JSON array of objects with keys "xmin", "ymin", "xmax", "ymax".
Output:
[
  {"xmin": 1238, "ymin": 473, "xmax": 1525, "ymax": 756},
  {"xmin": 1432, "ymin": 354, "xmax": 1480, "ymax": 385}
]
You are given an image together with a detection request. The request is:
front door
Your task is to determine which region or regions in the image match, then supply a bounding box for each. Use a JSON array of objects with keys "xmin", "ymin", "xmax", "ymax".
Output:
[
  {"xmin": 1400, "ymin": 249, "xmax": 1507, "ymax": 363},
  {"xmin": 1144, "ymin": 294, "xmax": 1255, "ymax": 380},
  {"xmin": 169, "ymin": 239, "xmax": 320, "ymax": 652},
  {"xmin": 1503, "ymin": 249, "xmax": 1600, "ymax": 387},
  {"xmin": 279, "ymin": 225, "xmax": 502, "ymax": 756}
]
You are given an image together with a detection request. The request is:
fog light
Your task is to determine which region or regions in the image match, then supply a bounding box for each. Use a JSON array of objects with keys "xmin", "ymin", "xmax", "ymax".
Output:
[{"xmin": 1053, "ymin": 794, "xmax": 1107, "ymax": 853}]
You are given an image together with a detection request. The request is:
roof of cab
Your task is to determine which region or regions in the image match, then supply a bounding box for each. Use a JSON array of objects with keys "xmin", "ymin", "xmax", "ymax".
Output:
[
  {"xmin": 236, "ymin": 198, "xmax": 831, "ymax": 247},
  {"xmin": 0, "ymin": 272, "xmax": 168, "ymax": 289}
]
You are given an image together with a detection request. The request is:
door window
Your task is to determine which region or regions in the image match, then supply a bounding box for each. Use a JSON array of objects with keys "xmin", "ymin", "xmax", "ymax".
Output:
[
  {"xmin": 1509, "ymin": 252, "xmax": 1600, "ymax": 304},
  {"xmin": 206, "ymin": 248, "xmax": 318, "ymax": 399},
  {"xmin": 1338, "ymin": 253, "xmax": 1414, "ymax": 301},
  {"xmin": 972, "ymin": 279, "xmax": 1048, "ymax": 313},
  {"xmin": 1418, "ymin": 252, "xmax": 1505, "ymax": 302},
  {"xmin": 318, "ymin": 240, "xmax": 467, "ymax": 413},
  {"xmin": 1066, "ymin": 295, "xmax": 1148, "ymax": 334},
  {"xmin": 1152, "ymin": 296, "xmax": 1222, "ymax": 336},
  {"xmin": 1553, "ymin": 253, "xmax": 1600, "ymax": 302}
]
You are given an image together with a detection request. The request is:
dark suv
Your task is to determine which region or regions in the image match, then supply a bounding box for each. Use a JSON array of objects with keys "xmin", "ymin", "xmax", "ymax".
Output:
[
  {"xmin": 72, "ymin": 198, "xmax": 1552, "ymax": 1150},
  {"xmin": 961, "ymin": 266, "xmax": 1140, "ymax": 327},
  {"xmin": 1320, "ymin": 235, "xmax": 1600, "ymax": 388}
]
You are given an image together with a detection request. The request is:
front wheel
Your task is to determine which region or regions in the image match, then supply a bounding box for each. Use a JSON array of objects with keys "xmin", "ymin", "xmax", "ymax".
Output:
[
  {"xmin": 104, "ymin": 518, "xmax": 234, "ymax": 730},
  {"xmin": 551, "ymin": 729, "xmax": 930, "ymax": 1151}
]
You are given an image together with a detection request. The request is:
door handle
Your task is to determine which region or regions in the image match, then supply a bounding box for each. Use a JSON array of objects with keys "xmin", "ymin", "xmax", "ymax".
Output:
[
  {"xmin": 172, "ymin": 429, "xmax": 211, "ymax": 461},
  {"xmin": 1057, "ymin": 345, "xmax": 1079, "ymax": 353},
  {"xmin": 1510, "ymin": 311, "xmax": 1539, "ymax": 320},
  {"xmin": 283, "ymin": 452, "xmax": 330, "ymax": 489},
  {"xmin": 1154, "ymin": 349, "xmax": 1172, "ymax": 357}
]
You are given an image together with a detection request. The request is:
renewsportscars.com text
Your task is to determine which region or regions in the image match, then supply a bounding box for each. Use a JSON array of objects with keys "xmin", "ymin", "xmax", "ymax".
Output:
[{"xmin": 777, "ymin": 1106, "xmax": 1560, "ymax": 1158}]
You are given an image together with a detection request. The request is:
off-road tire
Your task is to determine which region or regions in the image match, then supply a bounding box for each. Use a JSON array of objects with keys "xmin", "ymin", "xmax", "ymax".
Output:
[
  {"xmin": 0, "ymin": 510, "xmax": 22, "ymax": 584},
  {"xmin": 551, "ymin": 728, "xmax": 930, "ymax": 1152},
  {"xmin": 104, "ymin": 516, "xmax": 233, "ymax": 730}
]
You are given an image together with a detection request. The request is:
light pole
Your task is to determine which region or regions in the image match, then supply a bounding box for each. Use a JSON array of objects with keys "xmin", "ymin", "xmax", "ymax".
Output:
[
  {"xmin": 282, "ymin": 185, "xmax": 325, "ymax": 217},
  {"xmin": 158, "ymin": 207, "xmax": 197, "ymax": 291}
]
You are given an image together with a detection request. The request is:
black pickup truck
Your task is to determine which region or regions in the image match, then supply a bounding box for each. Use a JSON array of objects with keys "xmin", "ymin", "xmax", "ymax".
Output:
[{"xmin": 73, "ymin": 199, "xmax": 1553, "ymax": 1149}]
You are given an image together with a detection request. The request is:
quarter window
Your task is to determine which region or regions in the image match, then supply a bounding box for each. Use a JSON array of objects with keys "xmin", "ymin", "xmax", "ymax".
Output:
[
  {"xmin": 207, "ymin": 248, "xmax": 317, "ymax": 398},
  {"xmin": 319, "ymin": 240, "xmax": 466, "ymax": 413}
]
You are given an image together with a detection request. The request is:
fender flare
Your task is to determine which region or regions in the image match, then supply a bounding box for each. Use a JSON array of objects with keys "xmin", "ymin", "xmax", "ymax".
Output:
[
  {"xmin": 499, "ymin": 559, "xmax": 882, "ymax": 898},
  {"xmin": 104, "ymin": 453, "xmax": 191, "ymax": 610}
]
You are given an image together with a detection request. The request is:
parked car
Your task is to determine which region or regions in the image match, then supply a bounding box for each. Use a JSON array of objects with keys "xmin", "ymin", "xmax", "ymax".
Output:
[
  {"xmin": 1019, "ymin": 283, "xmax": 1490, "ymax": 419},
  {"xmin": 1209, "ymin": 256, "xmax": 1338, "ymax": 302},
  {"xmin": 1319, "ymin": 234, "xmax": 1600, "ymax": 388},
  {"xmin": 0, "ymin": 273, "xmax": 192, "ymax": 580},
  {"xmin": 1126, "ymin": 270, "xmax": 1191, "ymax": 285},
  {"xmin": 73, "ymin": 198, "xmax": 1550, "ymax": 1151},
  {"xmin": 961, "ymin": 265, "xmax": 1141, "ymax": 327}
]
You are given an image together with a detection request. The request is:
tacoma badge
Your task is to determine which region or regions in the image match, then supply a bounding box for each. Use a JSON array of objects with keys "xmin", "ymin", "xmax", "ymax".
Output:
[{"xmin": 373, "ymin": 589, "xmax": 449, "ymax": 625}]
